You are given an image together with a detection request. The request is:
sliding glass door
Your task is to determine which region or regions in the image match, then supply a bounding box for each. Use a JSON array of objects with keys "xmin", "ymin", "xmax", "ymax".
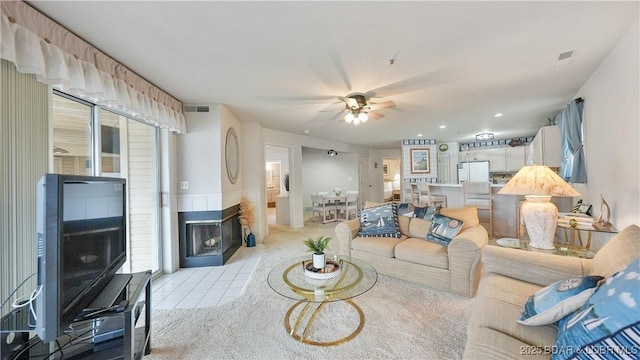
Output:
[
  {"xmin": 52, "ymin": 95, "xmax": 93, "ymax": 175},
  {"xmin": 52, "ymin": 92, "xmax": 161, "ymax": 274}
]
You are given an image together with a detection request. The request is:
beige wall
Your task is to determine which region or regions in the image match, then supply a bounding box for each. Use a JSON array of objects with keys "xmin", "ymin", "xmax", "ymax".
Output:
[{"xmin": 575, "ymin": 19, "xmax": 639, "ymax": 230}]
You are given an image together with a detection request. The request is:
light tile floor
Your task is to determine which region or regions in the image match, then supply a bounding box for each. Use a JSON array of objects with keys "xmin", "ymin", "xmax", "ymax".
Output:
[{"xmin": 151, "ymin": 244, "xmax": 264, "ymax": 310}]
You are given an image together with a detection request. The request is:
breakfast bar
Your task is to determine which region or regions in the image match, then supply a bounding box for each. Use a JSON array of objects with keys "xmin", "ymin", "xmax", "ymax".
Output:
[{"xmin": 418, "ymin": 183, "xmax": 572, "ymax": 239}]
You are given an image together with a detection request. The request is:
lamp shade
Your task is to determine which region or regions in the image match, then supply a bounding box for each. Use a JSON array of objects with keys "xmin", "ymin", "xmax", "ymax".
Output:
[{"xmin": 498, "ymin": 165, "xmax": 581, "ymax": 197}]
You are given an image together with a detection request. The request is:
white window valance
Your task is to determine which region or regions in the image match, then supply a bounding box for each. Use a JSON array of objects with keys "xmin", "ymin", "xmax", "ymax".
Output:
[{"xmin": 1, "ymin": 1, "xmax": 186, "ymax": 133}]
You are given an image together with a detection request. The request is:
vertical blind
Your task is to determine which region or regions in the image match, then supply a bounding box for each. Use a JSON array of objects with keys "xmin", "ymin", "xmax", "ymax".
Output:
[{"xmin": 1, "ymin": 59, "xmax": 49, "ymax": 315}]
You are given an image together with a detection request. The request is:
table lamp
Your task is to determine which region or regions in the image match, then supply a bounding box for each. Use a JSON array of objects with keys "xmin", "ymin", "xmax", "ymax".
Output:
[{"xmin": 498, "ymin": 165, "xmax": 580, "ymax": 249}]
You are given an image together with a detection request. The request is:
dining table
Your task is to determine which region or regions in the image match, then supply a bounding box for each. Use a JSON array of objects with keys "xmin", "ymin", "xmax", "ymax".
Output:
[
  {"xmin": 322, "ymin": 194, "xmax": 346, "ymax": 204},
  {"xmin": 322, "ymin": 194, "xmax": 346, "ymax": 222}
]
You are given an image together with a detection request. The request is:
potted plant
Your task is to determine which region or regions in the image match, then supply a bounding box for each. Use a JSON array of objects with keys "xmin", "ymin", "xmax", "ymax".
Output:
[
  {"xmin": 303, "ymin": 236, "xmax": 332, "ymax": 270},
  {"xmin": 239, "ymin": 196, "xmax": 256, "ymax": 247}
]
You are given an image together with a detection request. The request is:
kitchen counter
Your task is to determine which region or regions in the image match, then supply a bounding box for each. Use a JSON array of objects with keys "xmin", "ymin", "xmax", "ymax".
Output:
[
  {"xmin": 417, "ymin": 183, "xmax": 571, "ymax": 239},
  {"xmin": 429, "ymin": 183, "xmax": 505, "ymax": 188}
]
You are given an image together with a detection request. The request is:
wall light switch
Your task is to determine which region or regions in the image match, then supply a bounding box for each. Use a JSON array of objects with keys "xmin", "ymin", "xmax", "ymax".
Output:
[{"xmin": 180, "ymin": 181, "xmax": 189, "ymax": 190}]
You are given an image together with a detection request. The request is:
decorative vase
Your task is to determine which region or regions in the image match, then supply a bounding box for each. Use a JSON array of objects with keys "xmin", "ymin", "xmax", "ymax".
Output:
[
  {"xmin": 312, "ymin": 252, "xmax": 325, "ymax": 270},
  {"xmin": 246, "ymin": 233, "xmax": 256, "ymax": 247}
]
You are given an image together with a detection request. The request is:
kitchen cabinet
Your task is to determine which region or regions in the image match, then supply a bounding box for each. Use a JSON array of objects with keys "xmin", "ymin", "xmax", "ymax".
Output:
[
  {"xmin": 276, "ymin": 195, "xmax": 290, "ymax": 225},
  {"xmin": 472, "ymin": 149, "xmax": 490, "ymax": 162},
  {"xmin": 463, "ymin": 148, "xmax": 506, "ymax": 171},
  {"xmin": 458, "ymin": 146, "xmax": 526, "ymax": 173},
  {"xmin": 486, "ymin": 148, "xmax": 507, "ymax": 172},
  {"xmin": 267, "ymin": 189, "xmax": 278, "ymax": 204},
  {"xmin": 506, "ymin": 146, "xmax": 526, "ymax": 171},
  {"xmin": 530, "ymin": 125, "xmax": 561, "ymax": 167}
]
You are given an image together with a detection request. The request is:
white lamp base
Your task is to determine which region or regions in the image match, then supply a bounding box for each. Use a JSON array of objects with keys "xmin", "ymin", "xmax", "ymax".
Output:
[{"xmin": 521, "ymin": 195, "xmax": 557, "ymax": 250}]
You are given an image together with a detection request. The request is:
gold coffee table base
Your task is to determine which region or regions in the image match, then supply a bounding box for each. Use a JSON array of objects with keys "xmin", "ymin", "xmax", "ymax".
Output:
[{"xmin": 283, "ymin": 299, "xmax": 365, "ymax": 346}]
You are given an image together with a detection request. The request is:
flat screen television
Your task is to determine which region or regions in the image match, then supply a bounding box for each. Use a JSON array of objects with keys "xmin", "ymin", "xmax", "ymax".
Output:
[{"xmin": 35, "ymin": 174, "xmax": 127, "ymax": 342}]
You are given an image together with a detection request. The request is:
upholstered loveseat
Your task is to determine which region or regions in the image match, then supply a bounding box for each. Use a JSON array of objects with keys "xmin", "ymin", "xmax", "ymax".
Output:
[
  {"xmin": 463, "ymin": 224, "xmax": 640, "ymax": 359},
  {"xmin": 335, "ymin": 204, "xmax": 489, "ymax": 298}
]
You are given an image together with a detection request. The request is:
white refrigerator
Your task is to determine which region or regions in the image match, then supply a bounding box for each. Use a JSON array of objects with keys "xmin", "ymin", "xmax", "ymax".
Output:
[{"xmin": 457, "ymin": 161, "xmax": 490, "ymax": 183}]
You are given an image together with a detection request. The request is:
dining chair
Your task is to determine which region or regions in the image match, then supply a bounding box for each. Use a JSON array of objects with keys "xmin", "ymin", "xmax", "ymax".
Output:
[
  {"xmin": 310, "ymin": 194, "xmax": 337, "ymax": 224},
  {"xmin": 415, "ymin": 182, "xmax": 448, "ymax": 208},
  {"xmin": 336, "ymin": 193, "xmax": 359, "ymax": 221},
  {"xmin": 402, "ymin": 182, "xmax": 418, "ymax": 204},
  {"xmin": 462, "ymin": 181, "xmax": 493, "ymax": 237}
]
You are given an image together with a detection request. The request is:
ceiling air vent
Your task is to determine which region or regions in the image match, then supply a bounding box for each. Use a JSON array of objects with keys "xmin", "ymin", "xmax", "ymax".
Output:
[
  {"xmin": 555, "ymin": 50, "xmax": 574, "ymax": 67},
  {"xmin": 183, "ymin": 105, "xmax": 210, "ymax": 113}
]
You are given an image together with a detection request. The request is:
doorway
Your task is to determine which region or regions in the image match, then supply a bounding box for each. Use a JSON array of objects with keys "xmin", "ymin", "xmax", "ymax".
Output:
[
  {"xmin": 382, "ymin": 157, "xmax": 401, "ymax": 202},
  {"xmin": 265, "ymin": 145, "xmax": 290, "ymax": 226}
]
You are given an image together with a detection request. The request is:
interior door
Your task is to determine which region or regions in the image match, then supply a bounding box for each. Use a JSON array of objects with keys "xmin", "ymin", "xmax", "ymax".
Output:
[
  {"xmin": 358, "ymin": 156, "xmax": 369, "ymax": 208},
  {"xmin": 437, "ymin": 153, "xmax": 450, "ymax": 183}
]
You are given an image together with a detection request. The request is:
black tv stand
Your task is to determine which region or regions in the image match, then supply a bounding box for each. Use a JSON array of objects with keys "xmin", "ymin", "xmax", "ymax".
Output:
[
  {"xmin": 89, "ymin": 274, "xmax": 133, "ymax": 309},
  {"xmin": 1, "ymin": 271, "xmax": 151, "ymax": 360}
]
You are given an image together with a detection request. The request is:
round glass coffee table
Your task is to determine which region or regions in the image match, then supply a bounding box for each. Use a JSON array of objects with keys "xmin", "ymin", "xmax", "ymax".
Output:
[{"xmin": 267, "ymin": 255, "xmax": 377, "ymax": 346}]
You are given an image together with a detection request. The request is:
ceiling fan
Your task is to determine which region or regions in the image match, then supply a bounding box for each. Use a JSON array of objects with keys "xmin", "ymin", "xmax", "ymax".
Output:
[{"xmin": 321, "ymin": 93, "xmax": 396, "ymax": 126}]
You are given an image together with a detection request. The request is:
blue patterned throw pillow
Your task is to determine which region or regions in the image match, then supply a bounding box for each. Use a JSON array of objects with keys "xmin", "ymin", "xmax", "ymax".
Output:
[
  {"xmin": 413, "ymin": 205, "xmax": 441, "ymax": 220},
  {"xmin": 518, "ymin": 276, "xmax": 604, "ymax": 326},
  {"xmin": 357, "ymin": 203, "xmax": 401, "ymax": 238},
  {"xmin": 396, "ymin": 203, "xmax": 414, "ymax": 217},
  {"xmin": 553, "ymin": 257, "xmax": 640, "ymax": 360},
  {"xmin": 425, "ymin": 213, "xmax": 463, "ymax": 246}
]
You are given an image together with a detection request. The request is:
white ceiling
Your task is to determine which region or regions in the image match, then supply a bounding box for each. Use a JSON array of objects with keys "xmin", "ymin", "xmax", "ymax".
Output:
[{"xmin": 29, "ymin": 1, "xmax": 638, "ymax": 149}]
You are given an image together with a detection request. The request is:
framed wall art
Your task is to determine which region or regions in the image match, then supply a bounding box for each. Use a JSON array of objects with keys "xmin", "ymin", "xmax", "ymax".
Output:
[{"xmin": 410, "ymin": 148, "xmax": 431, "ymax": 174}]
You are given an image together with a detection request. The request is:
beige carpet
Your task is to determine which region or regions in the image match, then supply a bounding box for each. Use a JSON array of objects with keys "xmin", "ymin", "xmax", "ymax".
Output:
[{"xmin": 146, "ymin": 220, "xmax": 474, "ymax": 359}]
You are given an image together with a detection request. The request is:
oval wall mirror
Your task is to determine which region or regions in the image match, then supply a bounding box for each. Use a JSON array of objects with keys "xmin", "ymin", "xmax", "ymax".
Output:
[{"xmin": 225, "ymin": 127, "xmax": 240, "ymax": 184}]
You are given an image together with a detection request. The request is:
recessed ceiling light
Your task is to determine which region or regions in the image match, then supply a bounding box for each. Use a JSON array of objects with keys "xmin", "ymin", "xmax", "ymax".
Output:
[
  {"xmin": 417, "ymin": 133, "xmax": 423, "ymax": 137},
  {"xmin": 439, "ymin": 125, "xmax": 446, "ymax": 129},
  {"xmin": 304, "ymin": 130, "xmax": 310, "ymax": 134},
  {"xmin": 494, "ymin": 113, "xmax": 503, "ymax": 117}
]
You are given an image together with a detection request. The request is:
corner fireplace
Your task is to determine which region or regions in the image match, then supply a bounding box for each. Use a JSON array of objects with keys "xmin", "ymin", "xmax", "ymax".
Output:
[{"xmin": 178, "ymin": 205, "xmax": 242, "ymax": 267}]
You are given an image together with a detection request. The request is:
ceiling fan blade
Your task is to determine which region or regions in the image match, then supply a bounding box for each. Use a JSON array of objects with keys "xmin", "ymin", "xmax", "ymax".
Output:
[
  {"xmin": 319, "ymin": 107, "xmax": 346, "ymax": 113},
  {"xmin": 369, "ymin": 65, "xmax": 470, "ymax": 98},
  {"xmin": 260, "ymin": 94, "xmax": 345, "ymax": 106},
  {"xmin": 327, "ymin": 111, "xmax": 344, "ymax": 122},
  {"xmin": 368, "ymin": 100, "xmax": 396, "ymax": 110},
  {"xmin": 318, "ymin": 102, "xmax": 346, "ymax": 112},
  {"xmin": 368, "ymin": 112, "xmax": 385, "ymax": 120}
]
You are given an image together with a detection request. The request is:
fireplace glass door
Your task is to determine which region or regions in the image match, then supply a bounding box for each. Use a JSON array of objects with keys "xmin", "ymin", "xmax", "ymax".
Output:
[{"xmin": 186, "ymin": 220, "xmax": 222, "ymax": 258}]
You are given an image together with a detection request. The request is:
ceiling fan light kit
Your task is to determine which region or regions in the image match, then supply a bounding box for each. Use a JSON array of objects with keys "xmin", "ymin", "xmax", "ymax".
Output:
[{"xmin": 344, "ymin": 110, "xmax": 369, "ymax": 125}]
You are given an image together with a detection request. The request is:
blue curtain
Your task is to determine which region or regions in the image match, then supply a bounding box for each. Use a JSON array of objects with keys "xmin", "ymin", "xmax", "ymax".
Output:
[{"xmin": 558, "ymin": 99, "xmax": 587, "ymax": 183}]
